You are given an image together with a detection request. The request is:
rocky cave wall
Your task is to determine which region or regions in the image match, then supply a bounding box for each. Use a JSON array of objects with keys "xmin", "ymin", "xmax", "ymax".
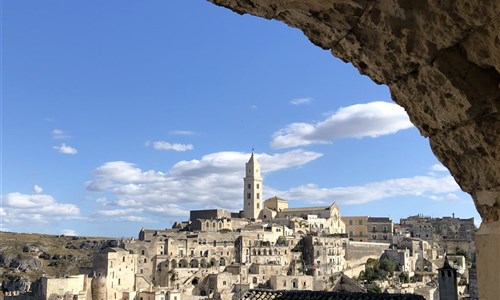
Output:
[
  {"xmin": 206, "ymin": 1, "xmax": 500, "ymax": 298},
  {"xmin": 208, "ymin": 0, "xmax": 500, "ymax": 222}
]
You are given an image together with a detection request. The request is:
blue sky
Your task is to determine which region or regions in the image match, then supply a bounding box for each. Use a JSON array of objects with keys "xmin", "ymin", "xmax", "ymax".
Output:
[{"xmin": 1, "ymin": 1, "xmax": 480, "ymax": 237}]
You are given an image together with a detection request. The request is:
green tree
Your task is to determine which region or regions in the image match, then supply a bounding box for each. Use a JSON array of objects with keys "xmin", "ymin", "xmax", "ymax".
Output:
[
  {"xmin": 380, "ymin": 258, "xmax": 397, "ymax": 276},
  {"xmin": 366, "ymin": 258, "xmax": 380, "ymax": 269},
  {"xmin": 399, "ymin": 272, "xmax": 410, "ymax": 283},
  {"xmin": 368, "ymin": 283, "xmax": 382, "ymax": 293},
  {"xmin": 455, "ymin": 249, "xmax": 469, "ymax": 260}
]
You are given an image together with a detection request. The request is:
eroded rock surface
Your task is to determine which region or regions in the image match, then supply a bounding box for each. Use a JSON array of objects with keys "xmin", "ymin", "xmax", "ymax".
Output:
[
  {"xmin": 208, "ymin": 0, "xmax": 500, "ymax": 222},
  {"xmin": 207, "ymin": 1, "xmax": 500, "ymax": 297}
]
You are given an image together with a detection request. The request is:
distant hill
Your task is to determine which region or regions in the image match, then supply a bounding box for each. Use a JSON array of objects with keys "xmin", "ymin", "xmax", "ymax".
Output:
[{"xmin": 0, "ymin": 231, "xmax": 122, "ymax": 294}]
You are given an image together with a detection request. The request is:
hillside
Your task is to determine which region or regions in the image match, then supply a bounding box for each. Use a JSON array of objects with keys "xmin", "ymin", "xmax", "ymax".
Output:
[{"xmin": 0, "ymin": 231, "xmax": 121, "ymax": 293}]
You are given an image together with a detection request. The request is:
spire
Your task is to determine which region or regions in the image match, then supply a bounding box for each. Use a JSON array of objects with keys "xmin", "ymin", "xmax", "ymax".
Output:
[
  {"xmin": 441, "ymin": 255, "xmax": 453, "ymax": 269},
  {"xmin": 248, "ymin": 148, "xmax": 256, "ymax": 163}
]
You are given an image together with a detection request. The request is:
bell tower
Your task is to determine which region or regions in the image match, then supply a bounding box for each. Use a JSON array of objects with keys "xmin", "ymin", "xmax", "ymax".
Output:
[
  {"xmin": 243, "ymin": 151, "xmax": 263, "ymax": 219},
  {"xmin": 438, "ymin": 256, "xmax": 458, "ymax": 300}
]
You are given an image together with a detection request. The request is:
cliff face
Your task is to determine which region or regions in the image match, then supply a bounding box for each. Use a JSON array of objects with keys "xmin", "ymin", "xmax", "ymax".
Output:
[
  {"xmin": 0, "ymin": 232, "xmax": 119, "ymax": 294},
  {"xmin": 206, "ymin": 2, "xmax": 500, "ymax": 298},
  {"xmin": 207, "ymin": 0, "xmax": 500, "ymax": 222}
]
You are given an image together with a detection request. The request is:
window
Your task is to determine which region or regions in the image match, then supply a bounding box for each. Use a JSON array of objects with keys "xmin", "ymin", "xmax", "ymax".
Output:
[
  {"xmin": 118, "ymin": 278, "xmax": 121, "ymax": 285},
  {"xmin": 372, "ymin": 226, "xmax": 376, "ymax": 232},
  {"xmin": 359, "ymin": 220, "xmax": 363, "ymax": 225},
  {"xmin": 248, "ymin": 184, "xmax": 251, "ymax": 189},
  {"xmin": 349, "ymin": 231, "xmax": 353, "ymax": 236},
  {"xmin": 141, "ymin": 250, "xmax": 145, "ymax": 255},
  {"xmin": 359, "ymin": 231, "xmax": 363, "ymax": 237},
  {"xmin": 247, "ymin": 193, "xmax": 251, "ymax": 199},
  {"xmin": 257, "ymin": 193, "xmax": 260, "ymax": 199},
  {"xmin": 257, "ymin": 203, "xmax": 260, "ymax": 208},
  {"xmin": 349, "ymin": 220, "xmax": 353, "ymax": 225},
  {"xmin": 144, "ymin": 258, "xmax": 147, "ymax": 263},
  {"xmin": 257, "ymin": 184, "xmax": 260, "ymax": 189},
  {"xmin": 223, "ymin": 281, "xmax": 227, "ymax": 285}
]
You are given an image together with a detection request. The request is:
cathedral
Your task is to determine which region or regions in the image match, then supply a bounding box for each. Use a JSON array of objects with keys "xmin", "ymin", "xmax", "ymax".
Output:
[{"xmin": 187, "ymin": 152, "xmax": 346, "ymax": 235}]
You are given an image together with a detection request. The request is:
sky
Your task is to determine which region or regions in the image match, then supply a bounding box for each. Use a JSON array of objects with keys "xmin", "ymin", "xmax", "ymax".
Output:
[{"xmin": 1, "ymin": 1, "xmax": 480, "ymax": 238}]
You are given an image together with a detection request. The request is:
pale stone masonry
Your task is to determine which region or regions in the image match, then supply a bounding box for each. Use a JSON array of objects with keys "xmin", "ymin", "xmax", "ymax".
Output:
[{"xmin": 367, "ymin": 217, "xmax": 394, "ymax": 243}]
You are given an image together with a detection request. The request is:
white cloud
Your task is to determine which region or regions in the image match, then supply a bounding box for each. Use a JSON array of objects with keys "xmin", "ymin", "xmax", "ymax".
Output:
[
  {"xmin": 275, "ymin": 173, "xmax": 461, "ymax": 205},
  {"xmin": 271, "ymin": 101, "xmax": 414, "ymax": 149},
  {"xmin": 290, "ymin": 97, "xmax": 313, "ymax": 105},
  {"xmin": 96, "ymin": 197, "xmax": 111, "ymax": 205},
  {"xmin": 86, "ymin": 150, "xmax": 322, "ymax": 214},
  {"xmin": 118, "ymin": 216, "xmax": 150, "ymax": 222},
  {"xmin": 1, "ymin": 192, "xmax": 80, "ymax": 225},
  {"xmin": 62, "ymin": 229, "xmax": 78, "ymax": 236},
  {"xmin": 169, "ymin": 130, "xmax": 196, "ymax": 136},
  {"xmin": 149, "ymin": 141, "xmax": 194, "ymax": 152},
  {"xmin": 52, "ymin": 128, "xmax": 70, "ymax": 139},
  {"xmin": 54, "ymin": 143, "xmax": 78, "ymax": 155},
  {"xmin": 430, "ymin": 163, "xmax": 449, "ymax": 172},
  {"xmin": 33, "ymin": 185, "xmax": 43, "ymax": 194},
  {"xmin": 93, "ymin": 208, "xmax": 143, "ymax": 217},
  {"xmin": 428, "ymin": 193, "xmax": 460, "ymax": 201}
]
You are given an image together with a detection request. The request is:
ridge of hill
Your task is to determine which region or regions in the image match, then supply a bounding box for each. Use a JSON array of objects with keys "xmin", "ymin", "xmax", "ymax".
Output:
[{"xmin": 0, "ymin": 231, "xmax": 123, "ymax": 294}]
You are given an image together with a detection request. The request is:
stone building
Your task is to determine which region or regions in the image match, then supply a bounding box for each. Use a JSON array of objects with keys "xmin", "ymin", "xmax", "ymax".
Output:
[
  {"xmin": 367, "ymin": 217, "xmax": 394, "ymax": 243},
  {"xmin": 269, "ymin": 275, "xmax": 313, "ymax": 291},
  {"xmin": 400, "ymin": 215, "xmax": 476, "ymax": 245},
  {"xmin": 341, "ymin": 216, "xmax": 368, "ymax": 242},
  {"xmin": 136, "ymin": 289, "xmax": 180, "ymax": 300},
  {"xmin": 92, "ymin": 248, "xmax": 137, "ymax": 300},
  {"xmin": 8, "ymin": 274, "xmax": 92, "ymax": 300},
  {"xmin": 302, "ymin": 234, "xmax": 349, "ymax": 277},
  {"xmin": 438, "ymin": 257, "xmax": 458, "ymax": 300},
  {"xmin": 400, "ymin": 215, "xmax": 434, "ymax": 242},
  {"xmin": 399, "ymin": 215, "xmax": 476, "ymax": 258},
  {"xmin": 270, "ymin": 203, "xmax": 346, "ymax": 235},
  {"xmin": 382, "ymin": 248, "xmax": 415, "ymax": 275}
]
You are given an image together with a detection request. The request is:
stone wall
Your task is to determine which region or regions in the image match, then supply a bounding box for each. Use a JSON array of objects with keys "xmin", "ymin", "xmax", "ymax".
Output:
[{"xmin": 345, "ymin": 241, "xmax": 389, "ymax": 267}]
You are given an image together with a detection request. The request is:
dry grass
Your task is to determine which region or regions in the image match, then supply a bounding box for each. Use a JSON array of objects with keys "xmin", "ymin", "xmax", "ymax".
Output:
[{"xmin": 0, "ymin": 231, "xmax": 115, "ymax": 282}]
